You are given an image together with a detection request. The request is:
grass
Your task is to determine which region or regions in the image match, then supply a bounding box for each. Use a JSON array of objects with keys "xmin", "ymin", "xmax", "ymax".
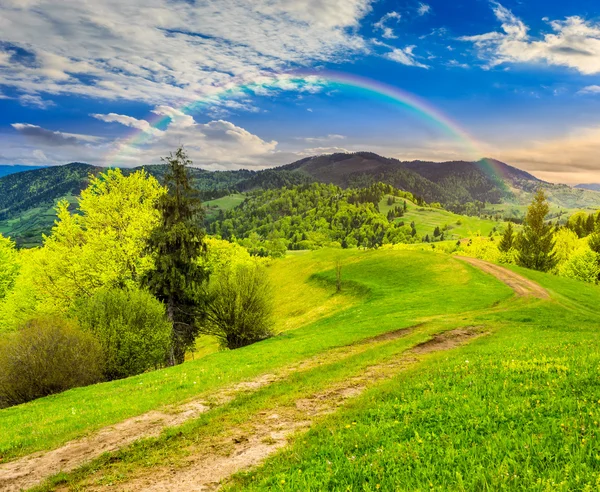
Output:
[
  {"xmin": 225, "ymin": 261, "xmax": 600, "ymax": 491},
  {"xmin": 8, "ymin": 247, "xmax": 600, "ymax": 491},
  {"xmin": 379, "ymin": 196, "xmax": 508, "ymax": 240},
  {"xmin": 0, "ymin": 249, "xmax": 510, "ymax": 464},
  {"xmin": 203, "ymin": 193, "xmax": 246, "ymax": 221}
]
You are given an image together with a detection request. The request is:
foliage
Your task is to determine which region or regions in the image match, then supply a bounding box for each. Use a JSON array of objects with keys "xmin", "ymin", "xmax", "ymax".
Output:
[
  {"xmin": 458, "ymin": 236, "xmax": 502, "ymax": 263},
  {"xmin": 0, "ymin": 316, "xmax": 102, "ymax": 408},
  {"xmin": 497, "ymin": 221, "xmax": 514, "ymax": 252},
  {"xmin": 200, "ymin": 265, "xmax": 274, "ymax": 349},
  {"xmin": 0, "ymin": 169, "xmax": 163, "ymax": 331},
  {"xmin": 211, "ymin": 182, "xmax": 423, "ymax": 255},
  {"xmin": 0, "ymin": 234, "xmax": 19, "ymax": 300},
  {"xmin": 552, "ymin": 228, "xmax": 582, "ymax": 265},
  {"xmin": 518, "ymin": 189, "xmax": 556, "ymax": 272},
  {"xmin": 143, "ymin": 147, "xmax": 209, "ymax": 365},
  {"xmin": 74, "ymin": 288, "xmax": 172, "ymax": 380},
  {"xmin": 557, "ymin": 249, "xmax": 600, "ymax": 284}
]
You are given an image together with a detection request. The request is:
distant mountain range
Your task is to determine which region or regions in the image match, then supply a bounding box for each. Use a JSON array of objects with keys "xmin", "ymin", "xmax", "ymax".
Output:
[
  {"xmin": 1, "ymin": 152, "xmax": 600, "ymax": 246},
  {"xmin": 575, "ymin": 183, "xmax": 600, "ymax": 192}
]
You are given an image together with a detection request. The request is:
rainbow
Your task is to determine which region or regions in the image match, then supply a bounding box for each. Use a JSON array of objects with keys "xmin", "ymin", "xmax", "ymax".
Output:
[{"xmin": 105, "ymin": 70, "xmax": 505, "ymax": 182}]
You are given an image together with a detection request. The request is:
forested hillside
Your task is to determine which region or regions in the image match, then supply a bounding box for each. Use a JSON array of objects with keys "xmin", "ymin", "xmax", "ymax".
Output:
[{"xmin": 3, "ymin": 152, "xmax": 600, "ymax": 247}]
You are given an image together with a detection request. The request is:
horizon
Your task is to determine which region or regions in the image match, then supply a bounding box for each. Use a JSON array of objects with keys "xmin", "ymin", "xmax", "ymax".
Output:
[{"xmin": 2, "ymin": 1, "xmax": 600, "ymax": 184}]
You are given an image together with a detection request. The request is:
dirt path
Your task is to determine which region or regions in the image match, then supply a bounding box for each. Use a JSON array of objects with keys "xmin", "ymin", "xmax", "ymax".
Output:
[
  {"xmin": 98, "ymin": 327, "xmax": 486, "ymax": 492},
  {"xmin": 0, "ymin": 325, "xmax": 418, "ymax": 492},
  {"xmin": 456, "ymin": 256, "xmax": 549, "ymax": 299}
]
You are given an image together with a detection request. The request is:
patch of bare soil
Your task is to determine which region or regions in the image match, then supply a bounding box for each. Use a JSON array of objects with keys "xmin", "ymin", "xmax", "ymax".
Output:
[
  {"xmin": 0, "ymin": 375, "xmax": 278, "ymax": 492},
  {"xmin": 411, "ymin": 327, "xmax": 483, "ymax": 354},
  {"xmin": 114, "ymin": 327, "xmax": 486, "ymax": 492},
  {"xmin": 0, "ymin": 324, "xmax": 422, "ymax": 492},
  {"xmin": 456, "ymin": 256, "xmax": 549, "ymax": 299}
]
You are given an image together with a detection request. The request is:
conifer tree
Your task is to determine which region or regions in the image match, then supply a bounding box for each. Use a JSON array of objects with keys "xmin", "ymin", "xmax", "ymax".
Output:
[
  {"xmin": 517, "ymin": 189, "xmax": 556, "ymax": 272},
  {"xmin": 144, "ymin": 147, "xmax": 209, "ymax": 365},
  {"xmin": 498, "ymin": 222, "xmax": 514, "ymax": 252}
]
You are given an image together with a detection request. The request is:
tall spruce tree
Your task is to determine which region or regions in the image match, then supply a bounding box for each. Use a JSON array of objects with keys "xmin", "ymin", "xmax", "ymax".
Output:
[
  {"xmin": 517, "ymin": 189, "xmax": 556, "ymax": 272},
  {"xmin": 498, "ymin": 222, "xmax": 514, "ymax": 252},
  {"xmin": 144, "ymin": 147, "xmax": 209, "ymax": 365}
]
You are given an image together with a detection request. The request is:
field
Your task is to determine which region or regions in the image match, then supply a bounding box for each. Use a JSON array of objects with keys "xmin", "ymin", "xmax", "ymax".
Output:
[
  {"xmin": 1, "ymin": 248, "xmax": 599, "ymax": 490},
  {"xmin": 379, "ymin": 196, "xmax": 509, "ymax": 239},
  {"xmin": 203, "ymin": 193, "xmax": 246, "ymax": 221}
]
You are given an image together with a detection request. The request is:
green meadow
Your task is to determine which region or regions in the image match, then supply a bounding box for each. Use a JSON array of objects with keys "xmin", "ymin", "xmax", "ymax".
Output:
[{"xmin": 1, "ymin": 247, "xmax": 596, "ymax": 491}]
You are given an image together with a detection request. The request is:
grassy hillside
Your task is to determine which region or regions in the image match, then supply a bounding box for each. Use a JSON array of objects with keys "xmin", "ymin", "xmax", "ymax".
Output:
[
  {"xmin": 0, "ymin": 248, "xmax": 597, "ymax": 490},
  {"xmin": 0, "ymin": 249, "xmax": 510, "ymax": 465},
  {"xmin": 379, "ymin": 195, "xmax": 507, "ymax": 239}
]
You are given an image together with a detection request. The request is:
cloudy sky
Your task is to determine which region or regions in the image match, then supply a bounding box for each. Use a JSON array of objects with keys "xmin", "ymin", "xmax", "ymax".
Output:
[{"xmin": 1, "ymin": 0, "xmax": 600, "ymax": 184}]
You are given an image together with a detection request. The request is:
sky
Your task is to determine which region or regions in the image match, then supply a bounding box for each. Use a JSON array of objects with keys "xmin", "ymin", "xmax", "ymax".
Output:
[{"xmin": 1, "ymin": 0, "xmax": 600, "ymax": 184}]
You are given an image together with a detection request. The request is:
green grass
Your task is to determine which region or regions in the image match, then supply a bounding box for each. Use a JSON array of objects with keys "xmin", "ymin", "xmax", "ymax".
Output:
[
  {"xmin": 203, "ymin": 193, "xmax": 246, "ymax": 221},
  {"xmin": 9, "ymin": 247, "xmax": 600, "ymax": 491},
  {"xmin": 379, "ymin": 196, "xmax": 508, "ymax": 240},
  {"xmin": 0, "ymin": 249, "xmax": 510, "ymax": 464},
  {"xmin": 226, "ymin": 262, "xmax": 600, "ymax": 491}
]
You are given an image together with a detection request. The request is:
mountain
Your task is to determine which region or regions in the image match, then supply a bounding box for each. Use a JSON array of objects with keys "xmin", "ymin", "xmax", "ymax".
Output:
[
  {"xmin": 2, "ymin": 152, "xmax": 600, "ymax": 247},
  {"xmin": 575, "ymin": 183, "xmax": 600, "ymax": 192},
  {"xmin": 0, "ymin": 165, "xmax": 46, "ymax": 178}
]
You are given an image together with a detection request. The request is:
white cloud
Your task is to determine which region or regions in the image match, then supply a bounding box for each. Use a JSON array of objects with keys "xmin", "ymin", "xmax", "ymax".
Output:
[
  {"xmin": 374, "ymin": 11, "xmax": 401, "ymax": 40},
  {"xmin": 461, "ymin": 2, "xmax": 600, "ymax": 74},
  {"xmin": 296, "ymin": 146, "xmax": 351, "ymax": 156},
  {"xmin": 386, "ymin": 46, "xmax": 429, "ymax": 68},
  {"xmin": 0, "ymin": 0, "xmax": 372, "ymax": 107},
  {"xmin": 92, "ymin": 113, "xmax": 164, "ymax": 136},
  {"xmin": 11, "ymin": 123, "xmax": 102, "ymax": 146},
  {"xmin": 300, "ymin": 134, "xmax": 346, "ymax": 143},
  {"xmin": 18, "ymin": 94, "xmax": 55, "ymax": 109},
  {"xmin": 8, "ymin": 107, "xmax": 280, "ymax": 169},
  {"xmin": 417, "ymin": 3, "xmax": 431, "ymax": 16},
  {"xmin": 578, "ymin": 85, "xmax": 600, "ymax": 94}
]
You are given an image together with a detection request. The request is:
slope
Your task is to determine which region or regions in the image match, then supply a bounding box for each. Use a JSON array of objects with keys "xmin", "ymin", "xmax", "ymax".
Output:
[{"xmin": 13, "ymin": 248, "xmax": 600, "ymax": 491}]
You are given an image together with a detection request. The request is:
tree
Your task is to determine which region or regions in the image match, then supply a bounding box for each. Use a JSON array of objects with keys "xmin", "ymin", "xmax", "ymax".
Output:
[
  {"xmin": 75, "ymin": 287, "xmax": 172, "ymax": 380},
  {"xmin": 433, "ymin": 226, "xmax": 441, "ymax": 237},
  {"xmin": 0, "ymin": 234, "xmax": 19, "ymax": 300},
  {"xmin": 200, "ymin": 265, "xmax": 273, "ymax": 349},
  {"xmin": 498, "ymin": 222, "xmax": 515, "ymax": 253},
  {"xmin": 144, "ymin": 147, "xmax": 209, "ymax": 365},
  {"xmin": 517, "ymin": 189, "xmax": 556, "ymax": 272}
]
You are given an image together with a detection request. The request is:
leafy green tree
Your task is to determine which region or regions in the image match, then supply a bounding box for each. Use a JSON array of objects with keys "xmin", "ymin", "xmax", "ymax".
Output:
[
  {"xmin": 518, "ymin": 189, "xmax": 556, "ymax": 272},
  {"xmin": 498, "ymin": 222, "xmax": 515, "ymax": 253},
  {"xmin": 75, "ymin": 287, "xmax": 172, "ymax": 380},
  {"xmin": 0, "ymin": 234, "xmax": 19, "ymax": 300},
  {"xmin": 200, "ymin": 264, "xmax": 273, "ymax": 349},
  {"xmin": 144, "ymin": 148, "xmax": 209, "ymax": 365}
]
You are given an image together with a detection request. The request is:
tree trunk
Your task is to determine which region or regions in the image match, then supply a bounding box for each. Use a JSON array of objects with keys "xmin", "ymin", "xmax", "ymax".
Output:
[{"xmin": 167, "ymin": 296, "xmax": 176, "ymax": 367}]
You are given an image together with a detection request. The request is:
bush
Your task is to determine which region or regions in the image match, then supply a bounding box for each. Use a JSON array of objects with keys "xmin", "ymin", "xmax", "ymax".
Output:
[
  {"xmin": 75, "ymin": 288, "xmax": 171, "ymax": 380},
  {"xmin": 558, "ymin": 249, "xmax": 600, "ymax": 284},
  {"xmin": 200, "ymin": 265, "xmax": 274, "ymax": 349},
  {"xmin": 0, "ymin": 317, "xmax": 103, "ymax": 408}
]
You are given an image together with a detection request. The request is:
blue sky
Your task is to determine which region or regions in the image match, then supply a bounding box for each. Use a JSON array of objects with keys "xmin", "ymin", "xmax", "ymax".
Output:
[{"xmin": 1, "ymin": 0, "xmax": 600, "ymax": 183}]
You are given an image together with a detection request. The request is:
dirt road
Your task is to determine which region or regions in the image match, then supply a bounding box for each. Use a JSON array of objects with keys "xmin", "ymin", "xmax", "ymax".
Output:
[{"xmin": 456, "ymin": 256, "xmax": 549, "ymax": 299}]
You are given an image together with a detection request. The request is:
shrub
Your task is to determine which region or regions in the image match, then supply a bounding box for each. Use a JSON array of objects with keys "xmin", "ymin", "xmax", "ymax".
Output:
[
  {"xmin": 0, "ymin": 317, "xmax": 103, "ymax": 408},
  {"xmin": 75, "ymin": 288, "xmax": 171, "ymax": 380},
  {"xmin": 558, "ymin": 249, "xmax": 600, "ymax": 284},
  {"xmin": 200, "ymin": 265, "xmax": 274, "ymax": 349}
]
